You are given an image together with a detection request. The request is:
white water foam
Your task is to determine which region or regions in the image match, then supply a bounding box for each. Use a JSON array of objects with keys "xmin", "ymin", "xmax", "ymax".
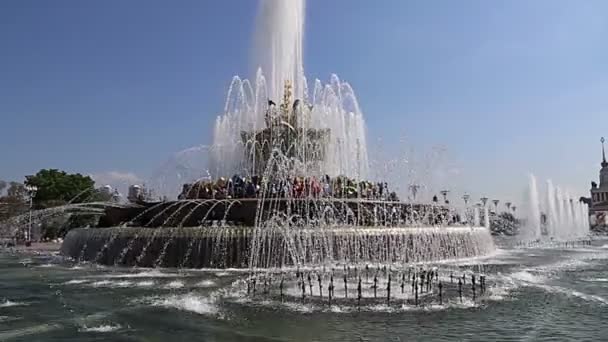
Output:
[
  {"xmin": 401, "ymin": 298, "xmax": 480, "ymax": 312},
  {"xmin": 164, "ymin": 280, "xmax": 185, "ymax": 289},
  {"xmin": 97, "ymin": 270, "xmax": 183, "ymax": 278},
  {"xmin": 534, "ymin": 283, "xmax": 608, "ymax": 305},
  {"xmin": 280, "ymin": 301, "xmax": 314, "ymax": 313},
  {"xmin": 89, "ymin": 280, "xmax": 135, "ymax": 288},
  {"xmin": 64, "ymin": 279, "xmax": 88, "ymax": 285},
  {"xmin": 80, "ymin": 324, "xmax": 122, "ymax": 333},
  {"xmin": 504, "ymin": 266, "xmax": 608, "ymax": 306},
  {"xmin": 241, "ymin": 293, "xmax": 482, "ymax": 314},
  {"xmin": 150, "ymin": 294, "xmax": 219, "ymax": 315},
  {"xmin": 136, "ymin": 280, "xmax": 155, "ymax": 287},
  {"xmin": 510, "ymin": 270, "xmax": 547, "ymax": 284},
  {"xmin": 196, "ymin": 280, "xmax": 217, "ymax": 288},
  {"xmin": 583, "ymin": 278, "xmax": 608, "ymax": 282},
  {"xmin": 485, "ymin": 285, "xmax": 513, "ymax": 302},
  {"xmin": 0, "ymin": 300, "xmax": 28, "ymax": 308},
  {"xmin": 114, "ymin": 280, "xmax": 133, "ymax": 288},
  {"xmin": 89, "ymin": 280, "xmax": 111, "ymax": 287},
  {"xmin": 19, "ymin": 258, "xmax": 33, "ymax": 264}
]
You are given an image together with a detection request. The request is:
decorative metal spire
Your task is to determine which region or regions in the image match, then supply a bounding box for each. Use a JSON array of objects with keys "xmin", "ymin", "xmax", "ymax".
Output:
[{"xmin": 602, "ymin": 137, "xmax": 607, "ymax": 168}]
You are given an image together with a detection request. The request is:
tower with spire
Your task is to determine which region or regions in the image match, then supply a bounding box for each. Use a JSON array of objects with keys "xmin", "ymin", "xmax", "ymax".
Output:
[
  {"xmin": 589, "ymin": 137, "xmax": 608, "ymax": 226},
  {"xmin": 599, "ymin": 137, "xmax": 608, "ymax": 186}
]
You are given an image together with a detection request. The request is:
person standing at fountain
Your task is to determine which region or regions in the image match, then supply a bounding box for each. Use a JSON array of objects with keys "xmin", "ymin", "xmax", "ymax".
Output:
[
  {"xmin": 322, "ymin": 175, "xmax": 332, "ymax": 197},
  {"xmin": 245, "ymin": 178, "xmax": 256, "ymax": 198},
  {"xmin": 311, "ymin": 177, "xmax": 321, "ymax": 198}
]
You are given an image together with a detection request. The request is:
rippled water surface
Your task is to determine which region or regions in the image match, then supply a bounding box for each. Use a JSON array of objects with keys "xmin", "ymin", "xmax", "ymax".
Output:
[{"xmin": 2, "ymin": 240, "xmax": 608, "ymax": 341}]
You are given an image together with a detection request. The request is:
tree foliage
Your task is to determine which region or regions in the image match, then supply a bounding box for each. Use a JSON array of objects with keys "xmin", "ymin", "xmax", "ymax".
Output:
[
  {"xmin": 25, "ymin": 169, "xmax": 97, "ymax": 207},
  {"xmin": 1, "ymin": 170, "xmax": 114, "ymax": 239}
]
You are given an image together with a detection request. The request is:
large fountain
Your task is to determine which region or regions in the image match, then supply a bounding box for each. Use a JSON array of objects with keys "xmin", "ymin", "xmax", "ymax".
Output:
[{"xmin": 60, "ymin": 0, "xmax": 495, "ymax": 270}]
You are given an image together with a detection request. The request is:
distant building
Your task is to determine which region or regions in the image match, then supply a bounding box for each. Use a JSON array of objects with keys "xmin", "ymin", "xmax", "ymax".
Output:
[
  {"xmin": 589, "ymin": 137, "xmax": 608, "ymax": 227},
  {"xmin": 100, "ymin": 185, "xmax": 113, "ymax": 195}
]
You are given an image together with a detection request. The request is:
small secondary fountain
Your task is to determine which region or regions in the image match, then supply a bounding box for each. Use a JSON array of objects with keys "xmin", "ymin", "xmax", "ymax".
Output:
[
  {"xmin": 520, "ymin": 174, "xmax": 589, "ymax": 242},
  {"xmin": 60, "ymin": 0, "xmax": 495, "ymax": 270}
]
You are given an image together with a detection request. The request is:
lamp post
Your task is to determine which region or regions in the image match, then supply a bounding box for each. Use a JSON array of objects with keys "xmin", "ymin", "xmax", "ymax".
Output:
[
  {"xmin": 440, "ymin": 190, "xmax": 449, "ymax": 204},
  {"xmin": 480, "ymin": 197, "xmax": 488, "ymax": 207},
  {"xmin": 492, "ymin": 200, "xmax": 500, "ymax": 212},
  {"xmin": 24, "ymin": 184, "xmax": 38, "ymax": 243},
  {"xmin": 463, "ymin": 194, "xmax": 470, "ymax": 206}
]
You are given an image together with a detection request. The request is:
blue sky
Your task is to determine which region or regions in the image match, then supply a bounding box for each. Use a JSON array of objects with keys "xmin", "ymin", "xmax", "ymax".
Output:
[{"xmin": 1, "ymin": 0, "xmax": 607, "ymax": 202}]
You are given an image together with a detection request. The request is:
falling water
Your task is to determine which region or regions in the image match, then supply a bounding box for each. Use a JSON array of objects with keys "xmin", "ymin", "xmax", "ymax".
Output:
[
  {"xmin": 523, "ymin": 174, "xmax": 541, "ymax": 240},
  {"xmin": 484, "ymin": 207, "xmax": 490, "ymax": 229},
  {"xmin": 546, "ymin": 180, "xmax": 558, "ymax": 238},
  {"xmin": 555, "ymin": 187, "xmax": 566, "ymax": 239},
  {"xmin": 521, "ymin": 175, "xmax": 589, "ymax": 241},
  {"xmin": 211, "ymin": 0, "xmax": 369, "ymax": 179},
  {"xmin": 253, "ymin": 0, "xmax": 306, "ymax": 101},
  {"xmin": 473, "ymin": 208, "xmax": 480, "ymax": 227}
]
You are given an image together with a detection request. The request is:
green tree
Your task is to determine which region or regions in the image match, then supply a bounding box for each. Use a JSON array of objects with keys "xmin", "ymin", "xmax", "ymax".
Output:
[
  {"xmin": 3, "ymin": 170, "xmax": 113, "ymax": 239},
  {"xmin": 25, "ymin": 169, "xmax": 97, "ymax": 208}
]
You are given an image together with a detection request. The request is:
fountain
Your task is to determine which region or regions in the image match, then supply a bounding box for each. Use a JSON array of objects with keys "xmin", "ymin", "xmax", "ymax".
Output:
[
  {"xmin": 60, "ymin": 0, "xmax": 495, "ymax": 270},
  {"xmin": 520, "ymin": 174, "xmax": 589, "ymax": 242}
]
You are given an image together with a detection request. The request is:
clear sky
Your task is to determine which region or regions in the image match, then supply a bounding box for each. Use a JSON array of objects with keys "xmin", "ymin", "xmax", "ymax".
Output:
[{"xmin": 1, "ymin": 0, "xmax": 607, "ymax": 203}]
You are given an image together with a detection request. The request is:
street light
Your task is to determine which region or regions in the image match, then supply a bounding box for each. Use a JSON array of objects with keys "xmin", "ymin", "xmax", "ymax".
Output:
[
  {"xmin": 480, "ymin": 197, "xmax": 489, "ymax": 207},
  {"xmin": 492, "ymin": 199, "xmax": 500, "ymax": 212},
  {"xmin": 463, "ymin": 194, "xmax": 470, "ymax": 205},
  {"xmin": 24, "ymin": 184, "xmax": 38, "ymax": 243},
  {"xmin": 440, "ymin": 190, "xmax": 449, "ymax": 203}
]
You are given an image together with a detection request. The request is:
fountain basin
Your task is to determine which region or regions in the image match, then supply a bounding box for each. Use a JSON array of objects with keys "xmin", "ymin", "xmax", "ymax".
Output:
[{"xmin": 61, "ymin": 226, "xmax": 495, "ymax": 268}]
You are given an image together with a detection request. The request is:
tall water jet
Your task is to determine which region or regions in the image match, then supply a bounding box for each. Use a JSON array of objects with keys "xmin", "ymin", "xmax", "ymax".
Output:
[
  {"xmin": 520, "ymin": 176, "xmax": 589, "ymax": 241},
  {"xmin": 555, "ymin": 187, "xmax": 566, "ymax": 239},
  {"xmin": 565, "ymin": 191, "xmax": 574, "ymax": 230},
  {"xmin": 546, "ymin": 180, "xmax": 558, "ymax": 238},
  {"xmin": 522, "ymin": 174, "xmax": 541, "ymax": 240},
  {"xmin": 253, "ymin": 0, "xmax": 306, "ymax": 101},
  {"xmin": 484, "ymin": 207, "xmax": 490, "ymax": 229}
]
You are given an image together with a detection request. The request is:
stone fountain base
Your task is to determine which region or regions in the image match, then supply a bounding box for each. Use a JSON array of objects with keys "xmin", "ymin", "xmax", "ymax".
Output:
[{"xmin": 61, "ymin": 226, "xmax": 495, "ymax": 268}]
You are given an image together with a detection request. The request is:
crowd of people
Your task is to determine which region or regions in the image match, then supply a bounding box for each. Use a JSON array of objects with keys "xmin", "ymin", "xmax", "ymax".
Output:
[{"xmin": 179, "ymin": 174, "xmax": 400, "ymax": 201}]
